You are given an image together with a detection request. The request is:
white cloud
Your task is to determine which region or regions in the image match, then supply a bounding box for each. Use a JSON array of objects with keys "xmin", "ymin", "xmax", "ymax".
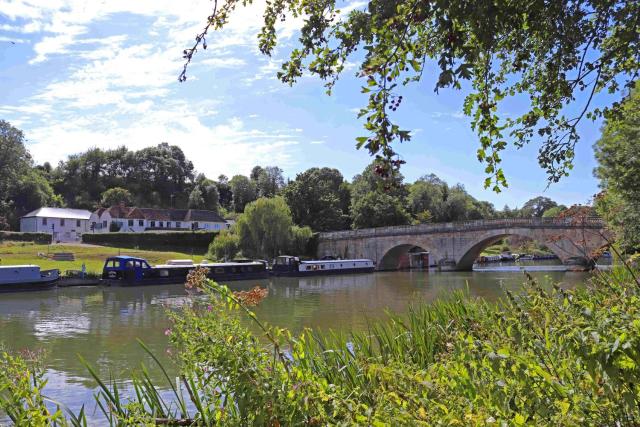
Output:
[
  {"xmin": 2, "ymin": 0, "xmax": 313, "ymax": 179},
  {"xmin": 26, "ymin": 111, "xmax": 301, "ymax": 177},
  {"xmin": 309, "ymin": 140, "xmax": 325, "ymax": 144},
  {"xmin": 0, "ymin": 35, "xmax": 28, "ymax": 43}
]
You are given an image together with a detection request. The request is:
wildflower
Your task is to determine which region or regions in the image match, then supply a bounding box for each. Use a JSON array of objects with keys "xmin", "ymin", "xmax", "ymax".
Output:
[
  {"xmin": 233, "ymin": 286, "xmax": 269, "ymax": 306},
  {"xmin": 164, "ymin": 328, "xmax": 172, "ymax": 336}
]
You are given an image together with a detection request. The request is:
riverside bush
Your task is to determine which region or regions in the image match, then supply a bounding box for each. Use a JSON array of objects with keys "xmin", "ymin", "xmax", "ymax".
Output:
[
  {"xmin": 0, "ymin": 231, "xmax": 51, "ymax": 244},
  {"xmin": 82, "ymin": 231, "xmax": 216, "ymax": 253},
  {"xmin": 2, "ymin": 267, "xmax": 640, "ymax": 425}
]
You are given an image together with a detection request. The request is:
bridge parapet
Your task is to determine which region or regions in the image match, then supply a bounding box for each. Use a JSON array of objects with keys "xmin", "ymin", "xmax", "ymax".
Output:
[{"xmin": 319, "ymin": 217, "xmax": 605, "ymax": 241}]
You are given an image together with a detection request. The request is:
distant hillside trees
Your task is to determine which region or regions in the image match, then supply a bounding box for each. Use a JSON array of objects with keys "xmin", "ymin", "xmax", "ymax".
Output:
[
  {"xmin": 0, "ymin": 120, "xmax": 59, "ymax": 229},
  {"xmin": 1, "ymin": 120, "xmax": 573, "ymax": 234}
]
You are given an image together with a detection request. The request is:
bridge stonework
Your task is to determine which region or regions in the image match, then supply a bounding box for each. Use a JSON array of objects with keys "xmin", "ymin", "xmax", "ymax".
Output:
[{"xmin": 316, "ymin": 218, "xmax": 609, "ymax": 271}]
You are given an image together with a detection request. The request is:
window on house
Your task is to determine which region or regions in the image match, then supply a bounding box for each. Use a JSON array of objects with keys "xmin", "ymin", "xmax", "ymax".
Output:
[
  {"xmin": 193, "ymin": 222, "xmax": 199, "ymax": 229},
  {"xmin": 167, "ymin": 222, "xmax": 171, "ymax": 228},
  {"xmin": 176, "ymin": 221, "xmax": 181, "ymax": 228},
  {"xmin": 159, "ymin": 221, "xmax": 163, "ymax": 227},
  {"xmin": 60, "ymin": 219, "xmax": 65, "ymax": 226},
  {"xmin": 42, "ymin": 218, "xmax": 47, "ymax": 226},
  {"xmin": 150, "ymin": 221, "xmax": 155, "ymax": 227},
  {"xmin": 128, "ymin": 219, "xmax": 134, "ymax": 226},
  {"xmin": 139, "ymin": 220, "xmax": 144, "ymax": 226},
  {"xmin": 103, "ymin": 220, "xmax": 107, "ymax": 228},
  {"xmin": 76, "ymin": 220, "xmax": 81, "ymax": 227}
]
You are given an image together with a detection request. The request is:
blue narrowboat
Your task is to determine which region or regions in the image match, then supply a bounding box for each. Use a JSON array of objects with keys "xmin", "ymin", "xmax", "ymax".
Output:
[
  {"xmin": 101, "ymin": 256, "xmax": 268, "ymax": 286},
  {"xmin": 271, "ymin": 256, "xmax": 375, "ymax": 277}
]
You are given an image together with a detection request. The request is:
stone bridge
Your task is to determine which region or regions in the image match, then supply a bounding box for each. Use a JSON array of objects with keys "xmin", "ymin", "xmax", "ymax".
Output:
[{"xmin": 316, "ymin": 218, "xmax": 609, "ymax": 271}]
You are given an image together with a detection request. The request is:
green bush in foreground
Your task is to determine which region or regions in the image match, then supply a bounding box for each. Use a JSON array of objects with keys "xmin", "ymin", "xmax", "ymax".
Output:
[{"xmin": 2, "ymin": 266, "xmax": 640, "ymax": 425}]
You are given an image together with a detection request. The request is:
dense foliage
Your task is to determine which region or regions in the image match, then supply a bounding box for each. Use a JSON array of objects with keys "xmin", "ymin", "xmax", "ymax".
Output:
[
  {"xmin": 594, "ymin": 87, "xmax": 640, "ymax": 252},
  {"xmin": 0, "ymin": 120, "xmax": 60, "ymax": 229},
  {"xmin": 184, "ymin": 0, "xmax": 639, "ymax": 191},
  {"xmin": 4, "ymin": 266, "xmax": 640, "ymax": 425},
  {"xmin": 2, "ymin": 120, "xmax": 572, "ymax": 235},
  {"xmin": 82, "ymin": 231, "xmax": 216, "ymax": 253},
  {"xmin": 283, "ymin": 167, "xmax": 351, "ymax": 231}
]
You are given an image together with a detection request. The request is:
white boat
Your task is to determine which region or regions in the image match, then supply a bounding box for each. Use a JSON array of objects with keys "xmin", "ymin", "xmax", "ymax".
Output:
[
  {"xmin": 271, "ymin": 256, "xmax": 375, "ymax": 276},
  {"xmin": 0, "ymin": 265, "xmax": 59, "ymax": 292}
]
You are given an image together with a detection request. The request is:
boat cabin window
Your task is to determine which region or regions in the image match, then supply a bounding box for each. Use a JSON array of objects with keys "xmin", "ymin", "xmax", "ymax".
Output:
[
  {"xmin": 106, "ymin": 259, "xmax": 120, "ymax": 268},
  {"xmin": 276, "ymin": 257, "xmax": 292, "ymax": 265},
  {"xmin": 215, "ymin": 267, "xmax": 225, "ymax": 274}
]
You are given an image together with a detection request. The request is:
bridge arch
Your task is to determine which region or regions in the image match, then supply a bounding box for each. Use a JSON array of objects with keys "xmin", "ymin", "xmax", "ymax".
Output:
[
  {"xmin": 378, "ymin": 243, "xmax": 430, "ymax": 271},
  {"xmin": 455, "ymin": 228, "xmax": 582, "ymax": 271}
]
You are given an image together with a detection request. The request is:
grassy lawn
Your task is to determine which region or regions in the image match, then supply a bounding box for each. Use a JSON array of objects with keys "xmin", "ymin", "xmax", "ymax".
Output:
[{"xmin": 0, "ymin": 241, "xmax": 208, "ymax": 275}]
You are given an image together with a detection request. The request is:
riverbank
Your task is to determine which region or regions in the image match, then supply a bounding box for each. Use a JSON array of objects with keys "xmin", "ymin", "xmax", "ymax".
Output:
[{"xmin": 0, "ymin": 241, "xmax": 207, "ymax": 275}]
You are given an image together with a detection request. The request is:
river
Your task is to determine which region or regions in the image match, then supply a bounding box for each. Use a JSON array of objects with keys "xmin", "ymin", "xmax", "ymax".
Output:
[{"xmin": 0, "ymin": 267, "xmax": 592, "ymax": 422}]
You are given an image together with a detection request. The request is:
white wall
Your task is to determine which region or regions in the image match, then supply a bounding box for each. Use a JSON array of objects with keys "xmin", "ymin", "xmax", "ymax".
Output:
[
  {"xmin": 19, "ymin": 217, "xmax": 37, "ymax": 233},
  {"xmin": 88, "ymin": 211, "xmax": 227, "ymax": 233},
  {"xmin": 23, "ymin": 217, "xmax": 89, "ymax": 242}
]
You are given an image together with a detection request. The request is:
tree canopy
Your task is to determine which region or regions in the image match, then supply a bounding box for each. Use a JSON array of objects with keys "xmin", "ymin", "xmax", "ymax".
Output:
[
  {"xmin": 0, "ymin": 120, "xmax": 58, "ymax": 228},
  {"xmin": 594, "ymin": 86, "xmax": 640, "ymax": 251},
  {"xmin": 184, "ymin": 0, "xmax": 639, "ymax": 192},
  {"xmin": 235, "ymin": 196, "xmax": 295, "ymax": 259},
  {"xmin": 283, "ymin": 167, "xmax": 350, "ymax": 231}
]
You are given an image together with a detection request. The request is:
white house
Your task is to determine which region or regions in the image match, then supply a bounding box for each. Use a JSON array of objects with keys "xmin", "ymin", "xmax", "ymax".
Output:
[
  {"xmin": 90, "ymin": 204, "xmax": 229, "ymax": 233},
  {"xmin": 20, "ymin": 207, "xmax": 92, "ymax": 242}
]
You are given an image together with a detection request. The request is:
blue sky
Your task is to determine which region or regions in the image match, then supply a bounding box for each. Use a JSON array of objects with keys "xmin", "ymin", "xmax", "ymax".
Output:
[{"xmin": 0, "ymin": 0, "xmax": 617, "ymax": 209}]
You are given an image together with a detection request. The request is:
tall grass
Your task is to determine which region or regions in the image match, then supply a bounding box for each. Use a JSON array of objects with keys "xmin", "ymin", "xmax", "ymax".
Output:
[{"xmin": 1, "ymin": 266, "xmax": 640, "ymax": 425}]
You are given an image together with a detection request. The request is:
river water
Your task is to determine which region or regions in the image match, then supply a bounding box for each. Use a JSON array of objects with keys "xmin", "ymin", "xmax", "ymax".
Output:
[{"xmin": 0, "ymin": 266, "xmax": 591, "ymax": 421}]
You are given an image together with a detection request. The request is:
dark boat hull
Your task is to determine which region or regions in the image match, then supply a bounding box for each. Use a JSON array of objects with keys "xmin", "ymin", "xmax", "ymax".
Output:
[
  {"xmin": 270, "ymin": 267, "xmax": 375, "ymax": 277},
  {"xmin": 0, "ymin": 278, "xmax": 58, "ymax": 293},
  {"xmin": 102, "ymin": 269, "xmax": 269, "ymax": 287}
]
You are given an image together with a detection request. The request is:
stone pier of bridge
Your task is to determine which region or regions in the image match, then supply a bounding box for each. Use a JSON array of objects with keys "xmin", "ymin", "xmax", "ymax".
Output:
[{"xmin": 316, "ymin": 218, "xmax": 608, "ymax": 271}]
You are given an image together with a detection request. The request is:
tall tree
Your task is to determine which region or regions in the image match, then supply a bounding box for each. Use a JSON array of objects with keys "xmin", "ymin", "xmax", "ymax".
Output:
[
  {"xmin": 188, "ymin": 186, "xmax": 206, "ymax": 209},
  {"xmin": 235, "ymin": 197, "xmax": 293, "ymax": 259},
  {"xmin": 351, "ymin": 191, "xmax": 410, "ymax": 229},
  {"xmin": 229, "ymin": 175, "xmax": 257, "ymax": 213},
  {"xmin": 594, "ymin": 87, "xmax": 640, "ymax": 251},
  {"xmin": 101, "ymin": 187, "xmax": 133, "ymax": 207},
  {"xmin": 0, "ymin": 120, "xmax": 31, "ymax": 204},
  {"xmin": 521, "ymin": 196, "xmax": 559, "ymax": 218},
  {"xmin": 0, "ymin": 121, "xmax": 59, "ymax": 228},
  {"xmin": 184, "ymin": 1, "xmax": 639, "ymax": 191},
  {"xmin": 256, "ymin": 166, "xmax": 285, "ymax": 198},
  {"xmin": 216, "ymin": 174, "xmax": 233, "ymax": 210},
  {"xmin": 283, "ymin": 167, "xmax": 350, "ymax": 231}
]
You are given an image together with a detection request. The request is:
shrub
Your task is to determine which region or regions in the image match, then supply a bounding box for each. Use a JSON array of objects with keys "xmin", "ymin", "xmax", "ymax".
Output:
[
  {"xmin": 0, "ymin": 231, "xmax": 51, "ymax": 244},
  {"xmin": 206, "ymin": 229, "xmax": 239, "ymax": 261},
  {"xmin": 82, "ymin": 231, "xmax": 216, "ymax": 253},
  {"xmin": 4, "ymin": 267, "xmax": 640, "ymax": 425}
]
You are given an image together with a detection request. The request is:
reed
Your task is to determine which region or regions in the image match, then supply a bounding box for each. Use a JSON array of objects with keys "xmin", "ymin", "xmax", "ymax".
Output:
[{"xmin": 2, "ymin": 265, "xmax": 640, "ymax": 425}]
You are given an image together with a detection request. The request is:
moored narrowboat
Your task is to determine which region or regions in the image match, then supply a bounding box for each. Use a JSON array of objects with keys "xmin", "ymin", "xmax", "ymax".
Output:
[
  {"xmin": 271, "ymin": 256, "xmax": 375, "ymax": 277},
  {"xmin": 0, "ymin": 265, "xmax": 59, "ymax": 292},
  {"xmin": 101, "ymin": 256, "xmax": 268, "ymax": 286}
]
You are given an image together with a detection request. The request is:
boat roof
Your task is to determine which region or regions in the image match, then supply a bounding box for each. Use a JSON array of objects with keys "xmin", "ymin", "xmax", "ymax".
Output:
[
  {"xmin": 301, "ymin": 259, "xmax": 373, "ymax": 264},
  {"xmin": 0, "ymin": 265, "xmax": 40, "ymax": 269},
  {"xmin": 22, "ymin": 207, "xmax": 92, "ymax": 220},
  {"xmin": 156, "ymin": 261, "xmax": 265, "ymax": 268},
  {"xmin": 106, "ymin": 256, "xmax": 147, "ymax": 261}
]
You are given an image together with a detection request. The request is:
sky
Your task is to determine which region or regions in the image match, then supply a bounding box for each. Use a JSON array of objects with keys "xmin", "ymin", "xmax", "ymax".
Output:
[{"xmin": 0, "ymin": 0, "xmax": 620, "ymax": 209}]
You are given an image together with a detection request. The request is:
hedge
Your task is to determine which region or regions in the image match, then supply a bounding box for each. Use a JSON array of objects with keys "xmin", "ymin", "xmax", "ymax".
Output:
[
  {"xmin": 0, "ymin": 231, "xmax": 52, "ymax": 244},
  {"xmin": 82, "ymin": 231, "xmax": 217, "ymax": 254}
]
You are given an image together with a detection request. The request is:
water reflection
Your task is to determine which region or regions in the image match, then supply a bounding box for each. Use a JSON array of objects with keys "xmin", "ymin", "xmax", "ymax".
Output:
[{"xmin": 0, "ymin": 269, "xmax": 590, "ymax": 419}]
